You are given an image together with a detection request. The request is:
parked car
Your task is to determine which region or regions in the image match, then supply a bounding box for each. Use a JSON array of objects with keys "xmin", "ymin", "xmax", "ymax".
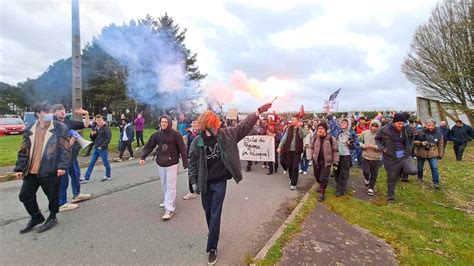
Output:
[{"xmin": 0, "ymin": 118, "xmax": 26, "ymax": 135}]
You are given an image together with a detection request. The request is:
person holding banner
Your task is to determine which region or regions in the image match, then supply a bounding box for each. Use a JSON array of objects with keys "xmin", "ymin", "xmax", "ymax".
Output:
[
  {"xmin": 277, "ymin": 115, "xmax": 308, "ymax": 190},
  {"xmin": 188, "ymin": 102, "xmax": 272, "ymax": 265},
  {"xmin": 52, "ymin": 104, "xmax": 91, "ymax": 212},
  {"xmin": 310, "ymin": 121, "xmax": 339, "ymax": 202}
]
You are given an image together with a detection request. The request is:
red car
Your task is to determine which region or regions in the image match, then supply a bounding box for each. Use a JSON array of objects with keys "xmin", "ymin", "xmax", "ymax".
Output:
[{"xmin": 0, "ymin": 118, "xmax": 26, "ymax": 135}]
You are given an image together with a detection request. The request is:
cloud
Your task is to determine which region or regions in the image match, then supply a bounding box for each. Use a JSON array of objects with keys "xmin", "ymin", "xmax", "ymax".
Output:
[{"xmin": 0, "ymin": 0, "xmax": 438, "ymax": 111}]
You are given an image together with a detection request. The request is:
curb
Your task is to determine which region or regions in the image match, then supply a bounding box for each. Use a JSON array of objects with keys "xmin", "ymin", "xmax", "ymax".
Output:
[{"xmin": 252, "ymin": 181, "xmax": 318, "ymax": 264}]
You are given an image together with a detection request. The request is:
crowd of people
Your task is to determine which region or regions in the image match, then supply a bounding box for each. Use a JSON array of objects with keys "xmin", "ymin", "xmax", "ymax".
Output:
[{"xmin": 13, "ymin": 101, "xmax": 473, "ymax": 265}]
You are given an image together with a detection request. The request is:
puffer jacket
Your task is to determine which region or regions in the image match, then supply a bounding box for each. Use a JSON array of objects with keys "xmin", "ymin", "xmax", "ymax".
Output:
[
  {"xmin": 14, "ymin": 120, "xmax": 71, "ymax": 177},
  {"xmin": 310, "ymin": 133, "xmax": 339, "ymax": 166},
  {"xmin": 327, "ymin": 115, "xmax": 359, "ymax": 156},
  {"xmin": 188, "ymin": 113, "xmax": 259, "ymax": 194},
  {"xmin": 414, "ymin": 128, "xmax": 444, "ymax": 159}
]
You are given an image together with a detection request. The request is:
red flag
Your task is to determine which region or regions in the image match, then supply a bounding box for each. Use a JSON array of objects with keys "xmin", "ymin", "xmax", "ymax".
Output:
[{"xmin": 298, "ymin": 105, "xmax": 304, "ymax": 118}]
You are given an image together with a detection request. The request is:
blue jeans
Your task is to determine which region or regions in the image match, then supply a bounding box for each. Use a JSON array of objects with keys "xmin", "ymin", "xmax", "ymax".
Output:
[
  {"xmin": 417, "ymin": 157, "xmax": 440, "ymax": 184},
  {"xmin": 58, "ymin": 158, "xmax": 82, "ymax": 206},
  {"xmin": 300, "ymin": 154, "xmax": 309, "ymax": 172},
  {"xmin": 201, "ymin": 180, "xmax": 227, "ymax": 252},
  {"xmin": 84, "ymin": 148, "xmax": 111, "ymax": 180}
]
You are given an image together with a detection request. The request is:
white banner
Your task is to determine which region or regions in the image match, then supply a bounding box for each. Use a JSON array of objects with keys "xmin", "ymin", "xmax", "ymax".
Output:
[{"xmin": 238, "ymin": 135, "xmax": 275, "ymax": 162}]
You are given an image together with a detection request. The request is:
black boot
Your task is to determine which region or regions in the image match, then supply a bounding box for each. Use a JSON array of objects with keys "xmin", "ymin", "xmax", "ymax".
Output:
[
  {"xmin": 20, "ymin": 215, "xmax": 45, "ymax": 234},
  {"xmin": 318, "ymin": 188, "xmax": 326, "ymax": 202}
]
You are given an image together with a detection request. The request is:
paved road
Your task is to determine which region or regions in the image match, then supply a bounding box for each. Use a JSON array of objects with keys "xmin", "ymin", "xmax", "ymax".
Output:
[{"xmin": 0, "ymin": 160, "xmax": 314, "ymax": 265}]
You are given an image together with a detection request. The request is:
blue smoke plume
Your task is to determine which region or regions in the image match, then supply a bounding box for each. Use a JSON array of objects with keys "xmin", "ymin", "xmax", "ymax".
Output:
[{"xmin": 95, "ymin": 20, "xmax": 199, "ymax": 111}]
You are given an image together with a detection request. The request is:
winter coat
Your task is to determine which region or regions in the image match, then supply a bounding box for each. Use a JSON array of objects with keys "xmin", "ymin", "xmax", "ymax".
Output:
[
  {"xmin": 120, "ymin": 123, "xmax": 135, "ymax": 142},
  {"xmin": 310, "ymin": 134, "xmax": 339, "ymax": 167},
  {"xmin": 14, "ymin": 120, "xmax": 71, "ymax": 177},
  {"xmin": 414, "ymin": 128, "xmax": 444, "ymax": 159},
  {"xmin": 359, "ymin": 120, "xmax": 382, "ymax": 161},
  {"xmin": 375, "ymin": 123, "xmax": 414, "ymax": 161},
  {"xmin": 303, "ymin": 131, "xmax": 312, "ymax": 160},
  {"xmin": 91, "ymin": 124, "xmax": 111, "ymax": 150},
  {"xmin": 134, "ymin": 117, "xmax": 145, "ymax": 132},
  {"xmin": 328, "ymin": 115, "xmax": 359, "ymax": 156},
  {"xmin": 438, "ymin": 126, "xmax": 450, "ymax": 144},
  {"xmin": 141, "ymin": 116, "xmax": 188, "ymax": 168},
  {"xmin": 449, "ymin": 124, "xmax": 473, "ymax": 145},
  {"xmin": 188, "ymin": 113, "xmax": 259, "ymax": 194}
]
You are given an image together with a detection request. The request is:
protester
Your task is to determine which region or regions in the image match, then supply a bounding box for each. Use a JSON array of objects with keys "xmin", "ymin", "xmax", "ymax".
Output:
[
  {"xmin": 328, "ymin": 114, "xmax": 359, "ymax": 197},
  {"xmin": 177, "ymin": 113, "xmax": 191, "ymax": 145},
  {"xmin": 375, "ymin": 113, "xmax": 416, "ymax": 202},
  {"xmin": 266, "ymin": 120, "xmax": 281, "ymax": 175},
  {"xmin": 359, "ymin": 119, "xmax": 382, "ymax": 196},
  {"xmin": 115, "ymin": 118, "xmax": 135, "ymax": 162},
  {"xmin": 299, "ymin": 123, "xmax": 311, "ymax": 175},
  {"xmin": 438, "ymin": 121, "xmax": 450, "ymax": 153},
  {"xmin": 139, "ymin": 115, "xmax": 188, "ymax": 220},
  {"xmin": 309, "ymin": 121, "xmax": 339, "ymax": 202},
  {"xmin": 52, "ymin": 104, "xmax": 91, "ymax": 212},
  {"xmin": 414, "ymin": 119, "xmax": 444, "ymax": 189},
  {"xmin": 449, "ymin": 119, "xmax": 473, "ymax": 161},
  {"xmin": 134, "ymin": 113, "xmax": 145, "ymax": 150},
  {"xmin": 188, "ymin": 103, "xmax": 271, "ymax": 265},
  {"xmin": 82, "ymin": 115, "xmax": 112, "ymax": 183},
  {"xmin": 183, "ymin": 118, "xmax": 200, "ymax": 200},
  {"xmin": 277, "ymin": 115, "xmax": 308, "ymax": 190},
  {"xmin": 14, "ymin": 102, "xmax": 71, "ymax": 234}
]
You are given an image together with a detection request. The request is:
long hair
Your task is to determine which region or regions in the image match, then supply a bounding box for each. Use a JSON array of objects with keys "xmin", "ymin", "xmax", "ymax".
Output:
[{"xmin": 197, "ymin": 111, "xmax": 221, "ymax": 130}]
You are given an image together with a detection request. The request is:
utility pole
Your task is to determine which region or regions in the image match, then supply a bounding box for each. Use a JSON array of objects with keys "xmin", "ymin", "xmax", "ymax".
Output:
[{"xmin": 71, "ymin": 0, "xmax": 82, "ymax": 119}]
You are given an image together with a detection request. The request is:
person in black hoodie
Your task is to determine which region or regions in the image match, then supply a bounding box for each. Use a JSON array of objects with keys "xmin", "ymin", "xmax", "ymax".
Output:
[
  {"xmin": 83, "ymin": 115, "xmax": 112, "ymax": 183},
  {"xmin": 140, "ymin": 115, "xmax": 188, "ymax": 220}
]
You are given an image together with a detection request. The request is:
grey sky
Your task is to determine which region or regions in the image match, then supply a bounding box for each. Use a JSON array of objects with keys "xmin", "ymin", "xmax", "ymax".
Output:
[{"xmin": 0, "ymin": 0, "xmax": 438, "ymax": 111}]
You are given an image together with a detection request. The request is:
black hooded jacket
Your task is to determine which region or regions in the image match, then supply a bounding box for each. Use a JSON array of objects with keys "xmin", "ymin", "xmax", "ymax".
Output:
[{"xmin": 141, "ymin": 115, "xmax": 188, "ymax": 168}]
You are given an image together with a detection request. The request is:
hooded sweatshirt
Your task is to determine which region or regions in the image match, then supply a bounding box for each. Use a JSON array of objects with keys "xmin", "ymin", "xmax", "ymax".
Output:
[
  {"xmin": 359, "ymin": 120, "xmax": 382, "ymax": 160},
  {"xmin": 141, "ymin": 115, "xmax": 188, "ymax": 168},
  {"xmin": 328, "ymin": 115, "xmax": 359, "ymax": 156}
]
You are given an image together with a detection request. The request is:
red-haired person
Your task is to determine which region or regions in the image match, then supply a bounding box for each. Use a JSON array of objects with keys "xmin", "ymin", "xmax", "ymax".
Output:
[{"xmin": 188, "ymin": 103, "xmax": 271, "ymax": 265}]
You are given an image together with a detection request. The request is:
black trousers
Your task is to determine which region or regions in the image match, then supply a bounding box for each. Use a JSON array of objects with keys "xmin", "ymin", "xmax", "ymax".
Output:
[
  {"xmin": 280, "ymin": 152, "xmax": 288, "ymax": 171},
  {"xmin": 362, "ymin": 158, "xmax": 380, "ymax": 189},
  {"xmin": 313, "ymin": 160, "xmax": 330, "ymax": 189},
  {"xmin": 335, "ymin": 155, "xmax": 352, "ymax": 194},
  {"xmin": 454, "ymin": 142, "xmax": 467, "ymax": 161},
  {"xmin": 287, "ymin": 151, "xmax": 302, "ymax": 186},
  {"xmin": 19, "ymin": 173, "xmax": 60, "ymax": 219},
  {"xmin": 136, "ymin": 131, "xmax": 145, "ymax": 147},
  {"xmin": 119, "ymin": 141, "xmax": 134, "ymax": 158},
  {"xmin": 268, "ymin": 144, "xmax": 279, "ymax": 173}
]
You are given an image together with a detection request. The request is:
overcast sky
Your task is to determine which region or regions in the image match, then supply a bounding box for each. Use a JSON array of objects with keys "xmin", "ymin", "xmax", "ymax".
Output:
[{"xmin": 0, "ymin": 0, "xmax": 438, "ymax": 112}]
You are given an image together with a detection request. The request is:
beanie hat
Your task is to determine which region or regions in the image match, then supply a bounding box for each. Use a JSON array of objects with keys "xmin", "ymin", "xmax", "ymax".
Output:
[
  {"xmin": 317, "ymin": 121, "xmax": 328, "ymax": 131},
  {"xmin": 393, "ymin": 113, "xmax": 405, "ymax": 123}
]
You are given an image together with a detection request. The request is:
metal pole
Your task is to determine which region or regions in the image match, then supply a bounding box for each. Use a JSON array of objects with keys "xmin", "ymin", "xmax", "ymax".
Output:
[{"xmin": 71, "ymin": 0, "xmax": 82, "ymax": 119}]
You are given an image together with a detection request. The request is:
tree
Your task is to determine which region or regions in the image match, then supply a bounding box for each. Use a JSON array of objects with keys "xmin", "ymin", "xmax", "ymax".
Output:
[
  {"xmin": 0, "ymin": 82, "xmax": 28, "ymax": 113},
  {"xmin": 401, "ymin": 0, "xmax": 473, "ymax": 123}
]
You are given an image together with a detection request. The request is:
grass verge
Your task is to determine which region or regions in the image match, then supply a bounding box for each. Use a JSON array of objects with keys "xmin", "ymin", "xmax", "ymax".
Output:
[
  {"xmin": 256, "ymin": 190, "xmax": 318, "ymax": 265},
  {"xmin": 324, "ymin": 143, "xmax": 474, "ymax": 265}
]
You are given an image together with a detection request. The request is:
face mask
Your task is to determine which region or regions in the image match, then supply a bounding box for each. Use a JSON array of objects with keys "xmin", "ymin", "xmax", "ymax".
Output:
[{"xmin": 43, "ymin": 114, "xmax": 54, "ymax": 122}]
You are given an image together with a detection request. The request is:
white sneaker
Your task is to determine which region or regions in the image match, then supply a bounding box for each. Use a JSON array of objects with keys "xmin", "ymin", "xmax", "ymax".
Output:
[
  {"xmin": 368, "ymin": 188, "xmax": 375, "ymax": 196},
  {"xmin": 162, "ymin": 210, "xmax": 174, "ymax": 220},
  {"xmin": 283, "ymin": 170, "xmax": 287, "ymax": 175},
  {"xmin": 114, "ymin": 158, "xmax": 123, "ymax": 162},
  {"xmin": 81, "ymin": 179, "xmax": 90, "ymax": 184},
  {"xmin": 101, "ymin": 176, "xmax": 112, "ymax": 182},
  {"xmin": 298, "ymin": 170, "xmax": 303, "ymax": 174},
  {"xmin": 308, "ymin": 161, "xmax": 313, "ymax": 166},
  {"xmin": 303, "ymin": 171, "xmax": 308, "ymax": 175},
  {"xmin": 128, "ymin": 157, "xmax": 135, "ymax": 161},
  {"xmin": 182, "ymin": 193, "xmax": 197, "ymax": 200},
  {"xmin": 290, "ymin": 185, "xmax": 297, "ymax": 190},
  {"xmin": 59, "ymin": 203, "xmax": 79, "ymax": 212},
  {"xmin": 159, "ymin": 202, "xmax": 165, "ymax": 208},
  {"xmin": 135, "ymin": 147, "xmax": 140, "ymax": 151},
  {"xmin": 71, "ymin": 193, "xmax": 92, "ymax": 203}
]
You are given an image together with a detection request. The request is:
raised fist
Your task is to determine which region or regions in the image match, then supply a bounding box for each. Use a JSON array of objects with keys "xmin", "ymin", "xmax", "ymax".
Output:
[{"xmin": 258, "ymin": 103, "xmax": 272, "ymax": 114}]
